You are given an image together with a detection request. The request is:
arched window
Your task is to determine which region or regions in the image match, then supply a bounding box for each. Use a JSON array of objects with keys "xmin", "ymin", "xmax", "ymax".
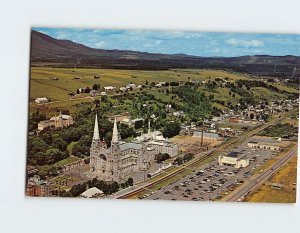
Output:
[{"xmin": 99, "ymin": 154, "xmax": 107, "ymax": 161}]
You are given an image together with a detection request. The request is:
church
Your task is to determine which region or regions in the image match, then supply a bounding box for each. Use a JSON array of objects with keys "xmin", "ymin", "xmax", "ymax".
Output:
[
  {"xmin": 89, "ymin": 114, "xmax": 156, "ymax": 182},
  {"xmin": 89, "ymin": 114, "xmax": 179, "ymax": 182}
]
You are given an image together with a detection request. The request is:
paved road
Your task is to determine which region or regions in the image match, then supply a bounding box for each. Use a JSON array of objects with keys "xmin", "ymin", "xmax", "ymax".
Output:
[{"xmin": 223, "ymin": 145, "xmax": 297, "ymax": 202}]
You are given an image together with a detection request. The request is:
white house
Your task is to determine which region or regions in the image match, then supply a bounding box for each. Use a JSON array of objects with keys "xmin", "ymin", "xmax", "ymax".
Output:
[
  {"xmin": 104, "ymin": 86, "xmax": 116, "ymax": 91},
  {"xmin": 126, "ymin": 83, "xmax": 136, "ymax": 89},
  {"xmin": 35, "ymin": 97, "xmax": 49, "ymax": 104}
]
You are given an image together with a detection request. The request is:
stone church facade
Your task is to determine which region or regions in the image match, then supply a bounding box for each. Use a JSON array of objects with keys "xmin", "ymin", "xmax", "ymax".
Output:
[{"xmin": 89, "ymin": 114, "xmax": 156, "ymax": 182}]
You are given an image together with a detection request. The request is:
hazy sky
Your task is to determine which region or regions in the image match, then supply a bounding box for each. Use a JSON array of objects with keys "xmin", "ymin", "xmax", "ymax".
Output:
[{"xmin": 34, "ymin": 27, "xmax": 300, "ymax": 57}]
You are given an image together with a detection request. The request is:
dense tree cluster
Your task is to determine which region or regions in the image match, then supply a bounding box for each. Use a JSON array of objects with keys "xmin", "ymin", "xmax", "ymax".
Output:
[
  {"xmin": 61, "ymin": 178, "xmax": 120, "ymax": 197},
  {"xmin": 163, "ymin": 121, "xmax": 181, "ymax": 138},
  {"xmin": 173, "ymin": 87, "xmax": 211, "ymax": 119},
  {"xmin": 28, "ymin": 110, "xmax": 46, "ymax": 132},
  {"xmin": 172, "ymin": 153, "xmax": 194, "ymax": 165},
  {"xmin": 258, "ymin": 123, "xmax": 297, "ymax": 138},
  {"xmin": 155, "ymin": 153, "xmax": 170, "ymax": 163}
]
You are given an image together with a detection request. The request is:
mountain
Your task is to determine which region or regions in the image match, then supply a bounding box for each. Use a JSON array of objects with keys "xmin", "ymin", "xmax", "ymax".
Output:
[{"xmin": 30, "ymin": 30, "xmax": 300, "ymax": 77}]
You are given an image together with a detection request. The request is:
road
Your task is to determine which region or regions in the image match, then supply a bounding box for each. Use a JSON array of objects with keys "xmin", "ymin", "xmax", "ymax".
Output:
[
  {"xmin": 222, "ymin": 145, "xmax": 297, "ymax": 202},
  {"xmin": 116, "ymin": 109, "xmax": 296, "ymax": 199}
]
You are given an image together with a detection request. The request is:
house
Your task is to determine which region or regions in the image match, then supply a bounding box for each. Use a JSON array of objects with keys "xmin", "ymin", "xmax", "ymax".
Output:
[
  {"xmin": 119, "ymin": 87, "xmax": 126, "ymax": 92},
  {"xmin": 90, "ymin": 90, "xmax": 97, "ymax": 96},
  {"xmin": 104, "ymin": 86, "xmax": 116, "ymax": 91},
  {"xmin": 126, "ymin": 83, "xmax": 136, "ymax": 89},
  {"xmin": 172, "ymin": 111, "xmax": 184, "ymax": 117},
  {"xmin": 35, "ymin": 97, "xmax": 49, "ymax": 104},
  {"xmin": 229, "ymin": 116, "xmax": 239, "ymax": 123},
  {"xmin": 107, "ymin": 113, "xmax": 131, "ymax": 123}
]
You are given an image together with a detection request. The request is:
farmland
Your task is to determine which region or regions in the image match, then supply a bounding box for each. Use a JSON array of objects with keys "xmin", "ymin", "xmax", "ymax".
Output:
[
  {"xmin": 244, "ymin": 156, "xmax": 297, "ymax": 203},
  {"xmin": 29, "ymin": 67, "xmax": 298, "ymax": 118},
  {"xmin": 29, "ymin": 67, "xmax": 252, "ymax": 101}
]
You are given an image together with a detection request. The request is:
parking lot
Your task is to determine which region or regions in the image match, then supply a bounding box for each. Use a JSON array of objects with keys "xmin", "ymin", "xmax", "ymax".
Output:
[{"xmin": 145, "ymin": 141, "xmax": 275, "ymax": 201}]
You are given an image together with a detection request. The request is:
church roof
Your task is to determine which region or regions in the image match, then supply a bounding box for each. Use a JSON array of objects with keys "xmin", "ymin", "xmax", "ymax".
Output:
[{"xmin": 120, "ymin": 142, "xmax": 143, "ymax": 151}]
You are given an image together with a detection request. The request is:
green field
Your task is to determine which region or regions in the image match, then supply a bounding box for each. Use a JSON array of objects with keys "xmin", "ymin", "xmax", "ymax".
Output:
[
  {"xmin": 29, "ymin": 67, "xmax": 298, "ymax": 118},
  {"xmin": 29, "ymin": 67, "xmax": 253, "ymax": 101}
]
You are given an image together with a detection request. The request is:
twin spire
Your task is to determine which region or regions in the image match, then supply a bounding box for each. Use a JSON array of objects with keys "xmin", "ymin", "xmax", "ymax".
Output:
[
  {"xmin": 93, "ymin": 114, "xmax": 119, "ymax": 144},
  {"xmin": 111, "ymin": 117, "xmax": 119, "ymax": 144},
  {"xmin": 93, "ymin": 114, "xmax": 100, "ymax": 140}
]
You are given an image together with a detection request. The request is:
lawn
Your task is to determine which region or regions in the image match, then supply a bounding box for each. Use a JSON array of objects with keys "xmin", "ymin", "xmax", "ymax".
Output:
[{"xmin": 67, "ymin": 141, "xmax": 79, "ymax": 155}]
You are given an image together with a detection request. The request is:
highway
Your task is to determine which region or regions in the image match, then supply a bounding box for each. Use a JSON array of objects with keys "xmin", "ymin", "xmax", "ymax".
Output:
[
  {"xmin": 116, "ymin": 109, "xmax": 296, "ymax": 199},
  {"xmin": 223, "ymin": 145, "xmax": 297, "ymax": 202}
]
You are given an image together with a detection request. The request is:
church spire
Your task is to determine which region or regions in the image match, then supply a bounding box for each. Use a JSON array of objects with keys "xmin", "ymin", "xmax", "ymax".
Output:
[
  {"xmin": 93, "ymin": 114, "xmax": 100, "ymax": 140},
  {"xmin": 111, "ymin": 117, "xmax": 119, "ymax": 143}
]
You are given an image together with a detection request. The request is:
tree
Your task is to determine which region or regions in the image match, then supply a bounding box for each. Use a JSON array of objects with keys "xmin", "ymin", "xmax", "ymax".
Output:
[
  {"xmin": 52, "ymin": 135, "xmax": 68, "ymax": 151},
  {"xmin": 183, "ymin": 153, "xmax": 194, "ymax": 162},
  {"xmin": 92, "ymin": 83, "xmax": 100, "ymax": 91},
  {"xmin": 163, "ymin": 121, "xmax": 181, "ymax": 138},
  {"xmin": 134, "ymin": 119, "xmax": 143, "ymax": 129},
  {"xmin": 127, "ymin": 177, "xmax": 134, "ymax": 186},
  {"xmin": 173, "ymin": 157, "xmax": 183, "ymax": 165},
  {"xmin": 155, "ymin": 153, "xmax": 170, "ymax": 163},
  {"xmin": 119, "ymin": 124, "xmax": 136, "ymax": 139}
]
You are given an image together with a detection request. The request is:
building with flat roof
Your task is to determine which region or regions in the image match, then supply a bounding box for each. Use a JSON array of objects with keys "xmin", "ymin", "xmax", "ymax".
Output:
[
  {"xmin": 247, "ymin": 136, "xmax": 284, "ymax": 151},
  {"xmin": 218, "ymin": 151, "xmax": 249, "ymax": 168}
]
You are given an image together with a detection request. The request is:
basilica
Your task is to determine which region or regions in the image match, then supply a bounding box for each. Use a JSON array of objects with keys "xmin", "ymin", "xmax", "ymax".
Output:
[{"xmin": 89, "ymin": 114, "xmax": 179, "ymax": 182}]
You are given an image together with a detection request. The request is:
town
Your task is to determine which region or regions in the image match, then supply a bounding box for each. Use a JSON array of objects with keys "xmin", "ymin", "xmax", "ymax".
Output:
[
  {"xmin": 26, "ymin": 29, "xmax": 299, "ymax": 203},
  {"xmin": 27, "ymin": 67, "xmax": 299, "ymax": 202}
]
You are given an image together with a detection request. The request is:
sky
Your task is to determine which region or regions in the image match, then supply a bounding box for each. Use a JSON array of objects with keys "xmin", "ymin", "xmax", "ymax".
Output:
[{"xmin": 33, "ymin": 27, "xmax": 300, "ymax": 57}]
